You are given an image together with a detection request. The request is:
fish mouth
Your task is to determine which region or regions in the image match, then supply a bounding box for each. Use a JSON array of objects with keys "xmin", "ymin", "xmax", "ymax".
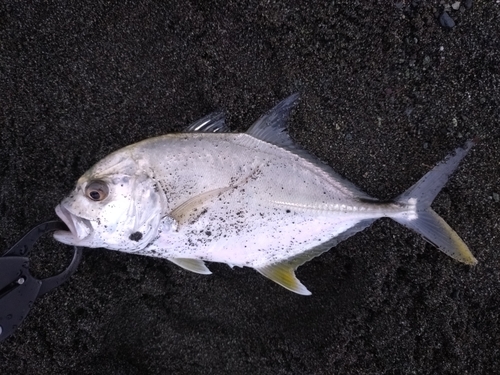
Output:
[{"xmin": 54, "ymin": 204, "xmax": 93, "ymax": 245}]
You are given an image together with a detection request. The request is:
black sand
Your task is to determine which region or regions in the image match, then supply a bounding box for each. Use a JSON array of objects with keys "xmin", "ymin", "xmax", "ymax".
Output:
[{"xmin": 1, "ymin": 1, "xmax": 499, "ymax": 374}]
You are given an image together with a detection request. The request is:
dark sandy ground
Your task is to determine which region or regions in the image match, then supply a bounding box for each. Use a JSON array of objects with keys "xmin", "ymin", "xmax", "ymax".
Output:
[{"xmin": 1, "ymin": 1, "xmax": 499, "ymax": 374}]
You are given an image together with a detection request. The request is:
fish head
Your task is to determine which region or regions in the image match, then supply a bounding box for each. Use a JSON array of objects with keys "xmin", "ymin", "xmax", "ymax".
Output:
[{"xmin": 54, "ymin": 153, "xmax": 164, "ymax": 252}]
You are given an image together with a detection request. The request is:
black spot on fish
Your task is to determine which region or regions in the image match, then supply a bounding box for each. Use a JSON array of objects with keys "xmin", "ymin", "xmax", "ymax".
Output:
[
  {"xmin": 286, "ymin": 209, "xmax": 291, "ymax": 213},
  {"xmin": 129, "ymin": 232, "xmax": 143, "ymax": 241},
  {"xmin": 205, "ymin": 230, "xmax": 212, "ymax": 236}
]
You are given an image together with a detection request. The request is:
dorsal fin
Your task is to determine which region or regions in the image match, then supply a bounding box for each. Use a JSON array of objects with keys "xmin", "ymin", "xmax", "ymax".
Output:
[
  {"xmin": 183, "ymin": 111, "xmax": 230, "ymax": 133},
  {"xmin": 241, "ymin": 94, "xmax": 374, "ymax": 200},
  {"xmin": 246, "ymin": 93, "xmax": 299, "ymax": 147}
]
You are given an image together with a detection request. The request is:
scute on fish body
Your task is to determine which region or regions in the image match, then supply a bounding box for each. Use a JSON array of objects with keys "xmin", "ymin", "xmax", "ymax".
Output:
[{"xmin": 54, "ymin": 94, "xmax": 477, "ymax": 295}]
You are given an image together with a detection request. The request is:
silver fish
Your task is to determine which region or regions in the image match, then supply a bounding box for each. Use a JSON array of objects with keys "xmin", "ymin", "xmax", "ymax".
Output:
[{"xmin": 54, "ymin": 94, "xmax": 477, "ymax": 295}]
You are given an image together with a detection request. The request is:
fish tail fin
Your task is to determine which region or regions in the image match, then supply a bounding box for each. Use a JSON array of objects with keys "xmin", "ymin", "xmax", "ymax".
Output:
[{"xmin": 390, "ymin": 139, "xmax": 477, "ymax": 265}]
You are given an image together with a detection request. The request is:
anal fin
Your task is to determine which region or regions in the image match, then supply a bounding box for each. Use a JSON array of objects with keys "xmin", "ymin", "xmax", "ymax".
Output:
[
  {"xmin": 168, "ymin": 258, "xmax": 212, "ymax": 275},
  {"xmin": 255, "ymin": 219, "xmax": 377, "ymax": 295},
  {"xmin": 256, "ymin": 264, "xmax": 311, "ymax": 295}
]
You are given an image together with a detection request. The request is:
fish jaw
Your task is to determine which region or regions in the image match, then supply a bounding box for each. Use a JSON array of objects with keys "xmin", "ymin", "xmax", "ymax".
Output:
[{"xmin": 54, "ymin": 204, "xmax": 93, "ymax": 245}]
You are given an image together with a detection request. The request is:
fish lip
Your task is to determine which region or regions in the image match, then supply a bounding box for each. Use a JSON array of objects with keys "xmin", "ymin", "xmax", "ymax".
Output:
[{"xmin": 54, "ymin": 204, "xmax": 92, "ymax": 242}]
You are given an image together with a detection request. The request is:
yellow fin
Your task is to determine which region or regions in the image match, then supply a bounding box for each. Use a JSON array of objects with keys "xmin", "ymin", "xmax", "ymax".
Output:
[
  {"xmin": 168, "ymin": 258, "xmax": 212, "ymax": 275},
  {"xmin": 393, "ymin": 208, "xmax": 477, "ymax": 266},
  {"xmin": 170, "ymin": 186, "xmax": 232, "ymax": 226},
  {"xmin": 425, "ymin": 209, "xmax": 477, "ymax": 265},
  {"xmin": 392, "ymin": 140, "xmax": 477, "ymax": 265},
  {"xmin": 256, "ymin": 264, "xmax": 311, "ymax": 295},
  {"xmin": 253, "ymin": 220, "xmax": 379, "ymax": 295}
]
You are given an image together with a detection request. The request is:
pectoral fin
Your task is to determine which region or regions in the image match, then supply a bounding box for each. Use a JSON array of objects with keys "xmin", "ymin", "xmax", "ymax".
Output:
[
  {"xmin": 256, "ymin": 264, "xmax": 311, "ymax": 295},
  {"xmin": 168, "ymin": 258, "xmax": 212, "ymax": 275},
  {"xmin": 170, "ymin": 186, "xmax": 232, "ymax": 226}
]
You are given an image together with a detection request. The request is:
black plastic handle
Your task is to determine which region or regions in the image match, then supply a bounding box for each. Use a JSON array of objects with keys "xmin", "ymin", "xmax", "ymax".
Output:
[{"xmin": 0, "ymin": 221, "xmax": 83, "ymax": 343}]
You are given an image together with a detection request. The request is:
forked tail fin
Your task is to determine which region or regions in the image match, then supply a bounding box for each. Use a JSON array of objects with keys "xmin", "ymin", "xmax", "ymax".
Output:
[{"xmin": 391, "ymin": 140, "xmax": 477, "ymax": 265}]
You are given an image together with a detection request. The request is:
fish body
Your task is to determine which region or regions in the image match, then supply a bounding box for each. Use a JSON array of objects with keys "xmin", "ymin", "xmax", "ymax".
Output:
[{"xmin": 54, "ymin": 95, "xmax": 477, "ymax": 294}]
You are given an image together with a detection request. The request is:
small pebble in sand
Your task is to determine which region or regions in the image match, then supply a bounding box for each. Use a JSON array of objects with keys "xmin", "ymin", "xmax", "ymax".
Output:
[{"xmin": 439, "ymin": 12, "xmax": 455, "ymax": 28}]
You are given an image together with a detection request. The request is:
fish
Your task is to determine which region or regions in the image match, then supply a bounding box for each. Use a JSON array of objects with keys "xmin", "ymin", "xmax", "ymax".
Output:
[{"xmin": 54, "ymin": 94, "xmax": 477, "ymax": 295}]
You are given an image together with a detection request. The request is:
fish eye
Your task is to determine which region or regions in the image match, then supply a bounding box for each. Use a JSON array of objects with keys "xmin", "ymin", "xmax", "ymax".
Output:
[{"xmin": 85, "ymin": 180, "xmax": 109, "ymax": 201}]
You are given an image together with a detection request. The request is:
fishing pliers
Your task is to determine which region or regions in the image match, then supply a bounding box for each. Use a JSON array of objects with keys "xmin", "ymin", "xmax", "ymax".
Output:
[{"xmin": 0, "ymin": 221, "xmax": 82, "ymax": 343}]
